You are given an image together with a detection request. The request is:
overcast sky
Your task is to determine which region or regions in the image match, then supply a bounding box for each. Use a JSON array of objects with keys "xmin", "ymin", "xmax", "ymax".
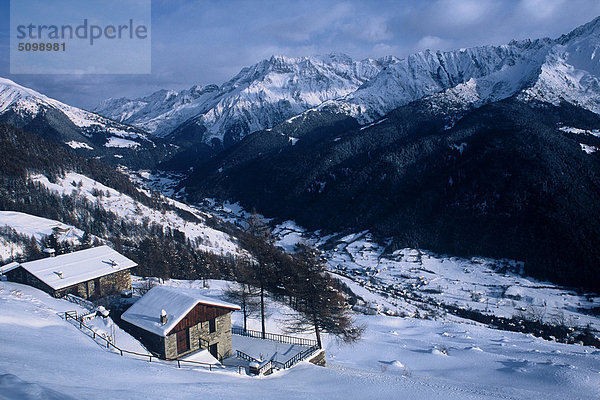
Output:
[{"xmin": 1, "ymin": 0, "xmax": 600, "ymax": 109}]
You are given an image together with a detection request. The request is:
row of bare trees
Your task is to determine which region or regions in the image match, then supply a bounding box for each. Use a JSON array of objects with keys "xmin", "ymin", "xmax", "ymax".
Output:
[{"xmin": 225, "ymin": 214, "xmax": 363, "ymax": 348}]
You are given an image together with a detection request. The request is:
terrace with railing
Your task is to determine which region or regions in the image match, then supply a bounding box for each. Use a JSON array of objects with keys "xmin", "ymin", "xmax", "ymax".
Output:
[{"xmin": 231, "ymin": 328, "xmax": 321, "ymax": 371}]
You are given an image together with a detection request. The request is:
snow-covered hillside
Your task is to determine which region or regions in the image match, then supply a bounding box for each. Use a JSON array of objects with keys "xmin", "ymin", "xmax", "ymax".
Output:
[
  {"xmin": 95, "ymin": 54, "xmax": 399, "ymax": 143},
  {"xmin": 0, "ymin": 77, "xmax": 152, "ymax": 149},
  {"xmin": 94, "ymin": 84, "xmax": 220, "ymax": 139},
  {"xmin": 0, "ymin": 211, "xmax": 84, "ymax": 262},
  {"xmin": 329, "ymin": 39, "xmax": 552, "ymax": 123},
  {"xmin": 2, "ymin": 280, "xmax": 599, "ymax": 400},
  {"xmin": 29, "ymin": 172, "xmax": 240, "ymax": 257},
  {"xmin": 200, "ymin": 202, "xmax": 600, "ymax": 342},
  {"xmin": 521, "ymin": 16, "xmax": 600, "ymax": 114},
  {"xmin": 273, "ymin": 222, "xmax": 600, "ymax": 335}
]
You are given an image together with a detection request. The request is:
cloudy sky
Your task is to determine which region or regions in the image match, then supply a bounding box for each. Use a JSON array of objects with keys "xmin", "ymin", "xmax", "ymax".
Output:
[{"xmin": 1, "ymin": 0, "xmax": 600, "ymax": 109}]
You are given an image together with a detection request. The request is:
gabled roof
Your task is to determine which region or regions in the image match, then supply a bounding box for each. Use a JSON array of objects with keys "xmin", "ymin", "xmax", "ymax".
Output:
[
  {"xmin": 121, "ymin": 286, "xmax": 240, "ymax": 337},
  {"xmin": 17, "ymin": 246, "xmax": 136, "ymax": 290}
]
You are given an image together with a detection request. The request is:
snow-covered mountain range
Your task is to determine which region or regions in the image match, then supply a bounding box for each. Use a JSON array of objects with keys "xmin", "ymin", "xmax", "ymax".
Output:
[
  {"xmin": 93, "ymin": 16, "xmax": 600, "ymax": 152},
  {"xmin": 95, "ymin": 54, "xmax": 399, "ymax": 146}
]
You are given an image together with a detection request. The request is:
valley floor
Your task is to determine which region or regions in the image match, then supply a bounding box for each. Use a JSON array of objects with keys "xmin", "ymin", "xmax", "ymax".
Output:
[{"xmin": 1, "ymin": 281, "xmax": 599, "ymax": 400}]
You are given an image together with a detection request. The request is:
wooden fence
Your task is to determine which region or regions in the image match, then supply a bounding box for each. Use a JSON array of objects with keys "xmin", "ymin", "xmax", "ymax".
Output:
[{"xmin": 62, "ymin": 311, "xmax": 246, "ymax": 374}]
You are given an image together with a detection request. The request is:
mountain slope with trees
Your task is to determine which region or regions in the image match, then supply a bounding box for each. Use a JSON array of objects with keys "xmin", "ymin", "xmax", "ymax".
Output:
[{"xmin": 183, "ymin": 98, "xmax": 600, "ymax": 291}]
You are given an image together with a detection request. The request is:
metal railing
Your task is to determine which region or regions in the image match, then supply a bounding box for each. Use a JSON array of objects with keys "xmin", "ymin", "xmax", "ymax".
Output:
[
  {"xmin": 64, "ymin": 311, "xmax": 155, "ymax": 361},
  {"xmin": 235, "ymin": 350, "xmax": 274, "ymax": 375},
  {"xmin": 232, "ymin": 328, "xmax": 318, "ymax": 347},
  {"xmin": 63, "ymin": 294, "xmax": 95, "ymax": 311},
  {"xmin": 236, "ymin": 349, "xmax": 259, "ymax": 363},
  {"xmin": 281, "ymin": 345, "xmax": 320, "ymax": 369},
  {"xmin": 233, "ymin": 331, "xmax": 321, "ymax": 370}
]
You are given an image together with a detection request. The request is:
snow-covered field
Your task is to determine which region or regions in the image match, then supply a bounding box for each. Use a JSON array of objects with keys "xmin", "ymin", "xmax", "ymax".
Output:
[
  {"xmin": 1, "ymin": 280, "xmax": 600, "ymax": 400},
  {"xmin": 198, "ymin": 201, "xmax": 600, "ymax": 340}
]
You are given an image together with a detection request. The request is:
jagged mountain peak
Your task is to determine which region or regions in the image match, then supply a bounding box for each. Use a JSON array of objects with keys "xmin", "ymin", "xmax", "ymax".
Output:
[
  {"xmin": 558, "ymin": 15, "xmax": 600, "ymax": 44},
  {"xmin": 95, "ymin": 53, "xmax": 397, "ymax": 143}
]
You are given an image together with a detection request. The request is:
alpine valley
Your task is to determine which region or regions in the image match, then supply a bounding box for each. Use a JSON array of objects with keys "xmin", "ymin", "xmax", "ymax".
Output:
[
  {"xmin": 1, "ymin": 17, "xmax": 600, "ymax": 291},
  {"xmin": 3, "ymin": 10, "xmax": 600, "ymax": 400}
]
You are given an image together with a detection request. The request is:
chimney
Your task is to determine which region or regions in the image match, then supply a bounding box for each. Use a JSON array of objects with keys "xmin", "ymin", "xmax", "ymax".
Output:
[
  {"xmin": 56, "ymin": 271, "xmax": 63, "ymax": 279},
  {"xmin": 160, "ymin": 309, "xmax": 167, "ymax": 325}
]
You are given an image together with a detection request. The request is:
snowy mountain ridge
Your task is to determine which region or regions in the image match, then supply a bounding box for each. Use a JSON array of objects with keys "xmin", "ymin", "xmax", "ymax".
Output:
[
  {"xmin": 94, "ymin": 16, "xmax": 600, "ymax": 151},
  {"xmin": 94, "ymin": 53, "xmax": 400, "ymax": 144},
  {"xmin": 314, "ymin": 17, "xmax": 600, "ymax": 124},
  {"xmin": 333, "ymin": 38, "xmax": 554, "ymax": 123},
  {"xmin": 0, "ymin": 77, "xmax": 149, "ymax": 141},
  {"xmin": 95, "ymin": 84, "xmax": 220, "ymax": 139}
]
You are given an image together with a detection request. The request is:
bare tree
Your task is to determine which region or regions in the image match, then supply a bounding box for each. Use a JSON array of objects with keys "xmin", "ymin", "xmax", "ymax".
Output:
[
  {"xmin": 241, "ymin": 212, "xmax": 277, "ymax": 338},
  {"xmin": 287, "ymin": 244, "xmax": 364, "ymax": 348},
  {"xmin": 224, "ymin": 259, "xmax": 260, "ymax": 331}
]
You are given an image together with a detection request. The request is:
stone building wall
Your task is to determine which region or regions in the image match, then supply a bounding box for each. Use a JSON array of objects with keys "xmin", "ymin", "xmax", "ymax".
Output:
[
  {"xmin": 99, "ymin": 269, "xmax": 132, "ymax": 296},
  {"xmin": 56, "ymin": 269, "xmax": 132, "ymax": 300},
  {"xmin": 5, "ymin": 267, "xmax": 56, "ymax": 295},
  {"xmin": 164, "ymin": 312, "xmax": 233, "ymax": 360}
]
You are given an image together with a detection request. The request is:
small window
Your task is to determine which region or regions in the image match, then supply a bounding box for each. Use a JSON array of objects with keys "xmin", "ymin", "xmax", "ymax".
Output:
[{"xmin": 209, "ymin": 318, "xmax": 216, "ymax": 333}]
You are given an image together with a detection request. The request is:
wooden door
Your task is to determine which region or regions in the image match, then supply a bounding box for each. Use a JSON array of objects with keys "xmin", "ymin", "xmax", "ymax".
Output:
[
  {"xmin": 176, "ymin": 329, "xmax": 189, "ymax": 354},
  {"xmin": 94, "ymin": 278, "xmax": 101, "ymax": 298},
  {"xmin": 209, "ymin": 343, "xmax": 218, "ymax": 359}
]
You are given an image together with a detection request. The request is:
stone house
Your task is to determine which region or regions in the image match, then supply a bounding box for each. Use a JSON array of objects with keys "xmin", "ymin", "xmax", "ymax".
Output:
[
  {"xmin": 121, "ymin": 286, "xmax": 240, "ymax": 360},
  {"xmin": 3, "ymin": 245, "xmax": 136, "ymax": 300}
]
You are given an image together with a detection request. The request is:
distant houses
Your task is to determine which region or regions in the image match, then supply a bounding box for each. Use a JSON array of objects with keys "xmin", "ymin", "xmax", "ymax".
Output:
[
  {"xmin": 121, "ymin": 286, "xmax": 240, "ymax": 360},
  {"xmin": 2, "ymin": 246, "xmax": 136, "ymax": 300}
]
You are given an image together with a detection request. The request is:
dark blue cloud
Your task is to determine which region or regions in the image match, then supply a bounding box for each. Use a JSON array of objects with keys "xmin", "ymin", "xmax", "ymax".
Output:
[{"xmin": 1, "ymin": 0, "xmax": 600, "ymax": 109}]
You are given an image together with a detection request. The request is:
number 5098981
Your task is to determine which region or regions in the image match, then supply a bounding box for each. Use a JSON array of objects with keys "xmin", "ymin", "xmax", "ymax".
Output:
[{"xmin": 18, "ymin": 42, "xmax": 66, "ymax": 52}]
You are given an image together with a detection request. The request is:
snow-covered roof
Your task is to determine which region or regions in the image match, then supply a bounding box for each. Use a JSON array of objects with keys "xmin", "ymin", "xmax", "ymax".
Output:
[
  {"xmin": 0, "ymin": 261, "xmax": 20, "ymax": 274},
  {"xmin": 18, "ymin": 246, "xmax": 136, "ymax": 290},
  {"xmin": 121, "ymin": 286, "xmax": 240, "ymax": 337}
]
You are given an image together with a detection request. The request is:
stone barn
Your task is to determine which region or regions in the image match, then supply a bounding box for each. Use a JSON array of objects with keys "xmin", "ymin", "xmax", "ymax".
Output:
[
  {"xmin": 121, "ymin": 286, "xmax": 240, "ymax": 360},
  {"xmin": 4, "ymin": 246, "xmax": 136, "ymax": 300}
]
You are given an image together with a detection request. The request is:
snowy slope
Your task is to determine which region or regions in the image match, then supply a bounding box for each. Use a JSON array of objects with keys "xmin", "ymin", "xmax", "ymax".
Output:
[
  {"xmin": 94, "ymin": 85, "xmax": 219, "ymax": 138},
  {"xmin": 521, "ymin": 16, "xmax": 600, "ymax": 114},
  {"xmin": 2, "ymin": 280, "xmax": 600, "ymax": 400},
  {"xmin": 93, "ymin": 17, "xmax": 600, "ymax": 153},
  {"xmin": 30, "ymin": 172, "xmax": 241, "ymax": 256},
  {"xmin": 95, "ymin": 54, "xmax": 399, "ymax": 143},
  {"xmin": 0, "ymin": 77, "xmax": 152, "ymax": 148},
  {"xmin": 313, "ymin": 39, "xmax": 551, "ymax": 124},
  {"xmin": 0, "ymin": 211, "xmax": 83, "ymax": 243},
  {"xmin": 272, "ymin": 221, "xmax": 600, "ymax": 334},
  {"xmin": 0, "ymin": 211, "xmax": 84, "ymax": 262},
  {"xmin": 247, "ymin": 17, "xmax": 600, "ymax": 130}
]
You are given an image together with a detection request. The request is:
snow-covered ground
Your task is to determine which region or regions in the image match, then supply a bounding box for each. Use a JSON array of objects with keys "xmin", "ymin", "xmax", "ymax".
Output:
[
  {"xmin": 2, "ymin": 280, "xmax": 600, "ymax": 400},
  {"xmin": 31, "ymin": 172, "xmax": 241, "ymax": 257},
  {"xmin": 0, "ymin": 211, "xmax": 84, "ymax": 262},
  {"xmin": 121, "ymin": 168, "xmax": 187, "ymax": 198},
  {"xmin": 275, "ymin": 224, "xmax": 600, "ymax": 334},
  {"xmin": 200, "ymin": 201, "xmax": 600, "ymax": 339}
]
